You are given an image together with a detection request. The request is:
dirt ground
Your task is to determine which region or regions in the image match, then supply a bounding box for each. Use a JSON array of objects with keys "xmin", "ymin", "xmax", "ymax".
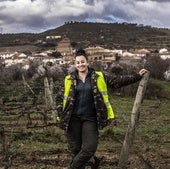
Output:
[{"xmin": 0, "ymin": 81, "xmax": 169, "ymax": 169}]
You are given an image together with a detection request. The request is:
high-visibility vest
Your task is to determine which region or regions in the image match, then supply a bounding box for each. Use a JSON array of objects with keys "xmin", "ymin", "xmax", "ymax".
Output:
[{"xmin": 63, "ymin": 71, "xmax": 114, "ymax": 120}]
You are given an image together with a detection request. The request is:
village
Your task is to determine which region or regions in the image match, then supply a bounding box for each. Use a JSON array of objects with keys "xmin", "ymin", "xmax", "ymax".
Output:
[{"xmin": 0, "ymin": 35, "xmax": 170, "ymax": 73}]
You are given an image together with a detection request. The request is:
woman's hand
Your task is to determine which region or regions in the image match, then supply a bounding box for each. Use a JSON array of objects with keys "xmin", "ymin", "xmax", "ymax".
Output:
[{"xmin": 139, "ymin": 69, "xmax": 148, "ymax": 76}]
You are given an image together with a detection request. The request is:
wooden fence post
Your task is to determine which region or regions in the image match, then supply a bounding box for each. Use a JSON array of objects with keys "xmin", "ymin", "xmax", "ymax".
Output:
[
  {"xmin": 22, "ymin": 74, "xmax": 35, "ymax": 95},
  {"xmin": 0, "ymin": 125, "xmax": 6, "ymax": 153},
  {"xmin": 44, "ymin": 77, "xmax": 56, "ymax": 124},
  {"xmin": 118, "ymin": 72, "xmax": 150, "ymax": 168},
  {"xmin": 49, "ymin": 78, "xmax": 54, "ymax": 94}
]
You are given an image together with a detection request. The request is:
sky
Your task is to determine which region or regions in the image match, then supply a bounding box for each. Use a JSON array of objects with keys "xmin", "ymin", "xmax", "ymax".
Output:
[{"xmin": 0, "ymin": 0, "xmax": 170, "ymax": 34}]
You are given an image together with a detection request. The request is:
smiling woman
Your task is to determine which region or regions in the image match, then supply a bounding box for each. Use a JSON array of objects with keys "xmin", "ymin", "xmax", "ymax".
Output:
[{"xmin": 57, "ymin": 48, "xmax": 147, "ymax": 169}]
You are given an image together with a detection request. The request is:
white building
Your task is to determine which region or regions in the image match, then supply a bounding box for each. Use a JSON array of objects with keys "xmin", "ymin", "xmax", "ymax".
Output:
[
  {"xmin": 159, "ymin": 48, "xmax": 170, "ymax": 60},
  {"xmin": 159, "ymin": 48, "xmax": 168, "ymax": 54}
]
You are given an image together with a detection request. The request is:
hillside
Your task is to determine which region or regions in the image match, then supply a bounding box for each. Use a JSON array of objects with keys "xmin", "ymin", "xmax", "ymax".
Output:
[{"xmin": 0, "ymin": 22, "xmax": 170, "ymax": 50}]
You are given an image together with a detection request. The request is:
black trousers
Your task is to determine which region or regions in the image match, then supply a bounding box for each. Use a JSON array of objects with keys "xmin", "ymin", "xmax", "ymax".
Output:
[{"xmin": 66, "ymin": 116, "xmax": 99, "ymax": 169}]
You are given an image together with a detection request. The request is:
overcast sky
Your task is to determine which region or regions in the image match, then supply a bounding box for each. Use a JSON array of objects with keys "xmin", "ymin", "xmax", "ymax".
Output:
[{"xmin": 0, "ymin": 0, "xmax": 170, "ymax": 34}]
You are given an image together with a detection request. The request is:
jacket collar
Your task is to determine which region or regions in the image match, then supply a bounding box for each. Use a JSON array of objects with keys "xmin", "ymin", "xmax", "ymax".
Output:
[{"xmin": 71, "ymin": 67, "xmax": 95, "ymax": 79}]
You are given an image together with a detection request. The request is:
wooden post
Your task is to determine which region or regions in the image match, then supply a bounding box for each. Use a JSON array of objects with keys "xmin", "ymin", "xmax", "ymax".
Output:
[
  {"xmin": 44, "ymin": 77, "xmax": 49, "ymax": 106},
  {"xmin": 44, "ymin": 77, "xmax": 56, "ymax": 124},
  {"xmin": 0, "ymin": 125, "xmax": 6, "ymax": 153},
  {"xmin": 22, "ymin": 74, "xmax": 35, "ymax": 95},
  {"xmin": 118, "ymin": 72, "xmax": 150, "ymax": 168},
  {"xmin": 49, "ymin": 78, "xmax": 54, "ymax": 94}
]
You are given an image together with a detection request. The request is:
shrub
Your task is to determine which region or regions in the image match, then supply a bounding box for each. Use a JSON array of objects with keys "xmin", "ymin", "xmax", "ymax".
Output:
[
  {"xmin": 145, "ymin": 79, "xmax": 163, "ymax": 99},
  {"xmin": 145, "ymin": 55, "xmax": 170, "ymax": 80}
]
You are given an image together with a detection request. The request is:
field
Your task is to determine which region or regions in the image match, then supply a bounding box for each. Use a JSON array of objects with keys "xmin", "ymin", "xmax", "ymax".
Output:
[{"xmin": 0, "ymin": 79, "xmax": 169, "ymax": 169}]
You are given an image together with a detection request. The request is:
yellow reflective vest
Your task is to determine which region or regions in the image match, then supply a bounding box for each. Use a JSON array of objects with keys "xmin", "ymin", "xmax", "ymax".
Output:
[{"xmin": 63, "ymin": 71, "xmax": 114, "ymax": 120}]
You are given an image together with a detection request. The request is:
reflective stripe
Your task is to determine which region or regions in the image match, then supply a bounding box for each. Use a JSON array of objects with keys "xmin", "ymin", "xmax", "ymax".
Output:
[
  {"xmin": 105, "ymin": 102, "xmax": 111, "ymax": 107},
  {"xmin": 64, "ymin": 96, "xmax": 68, "ymax": 100},
  {"xmin": 96, "ymin": 71, "xmax": 115, "ymax": 119},
  {"xmin": 100, "ymin": 91, "xmax": 108, "ymax": 95}
]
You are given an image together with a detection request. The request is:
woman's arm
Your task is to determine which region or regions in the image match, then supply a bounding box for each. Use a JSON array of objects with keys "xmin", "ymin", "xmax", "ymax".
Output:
[{"xmin": 105, "ymin": 69, "xmax": 147, "ymax": 89}]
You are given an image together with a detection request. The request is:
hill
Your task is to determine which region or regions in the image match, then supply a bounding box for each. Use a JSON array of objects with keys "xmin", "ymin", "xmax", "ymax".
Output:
[{"xmin": 0, "ymin": 22, "xmax": 170, "ymax": 50}]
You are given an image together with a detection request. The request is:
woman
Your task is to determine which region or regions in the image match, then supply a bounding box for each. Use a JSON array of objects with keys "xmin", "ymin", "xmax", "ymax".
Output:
[{"xmin": 58, "ymin": 49, "xmax": 147, "ymax": 169}]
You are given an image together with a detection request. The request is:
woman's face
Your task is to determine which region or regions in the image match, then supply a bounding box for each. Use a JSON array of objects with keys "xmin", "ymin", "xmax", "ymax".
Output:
[{"xmin": 75, "ymin": 55, "xmax": 89, "ymax": 73}]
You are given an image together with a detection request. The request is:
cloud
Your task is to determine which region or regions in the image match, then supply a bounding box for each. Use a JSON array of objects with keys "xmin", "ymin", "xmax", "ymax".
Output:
[
  {"xmin": 137, "ymin": 0, "xmax": 170, "ymax": 2},
  {"xmin": 0, "ymin": 0, "xmax": 169, "ymax": 33}
]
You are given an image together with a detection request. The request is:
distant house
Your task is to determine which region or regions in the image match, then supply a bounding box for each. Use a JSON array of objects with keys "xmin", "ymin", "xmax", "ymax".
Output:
[
  {"xmin": 29, "ymin": 51, "xmax": 68, "ymax": 65},
  {"xmin": 85, "ymin": 46, "xmax": 117, "ymax": 62},
  {"xmin": 55, "ymin": 58, "xmax": 66, "ymax": 65},
  {"xmin": 85, "ymin": 46, "xmax": 105, "ymax": 55},
  {"xmin": 103, "ymin": 53, "xmax": 116, "ymax": 62},
  {"xmin": 46, "ymin": 35, "xmax": 62, "ymax": 40},
  {"xmin": 111, "ymin": 49, "xmax": 123, "ymax": 55},
  {"xmin": 159, "ymin": 48, "xmax": 170, "ymax": 60},
  {"xmin": 63, "ymin": 55, "xmax": 74, "ymax": 64},
  {"xmin": 120, "ymin": 50, "xmax": 143, "ymax": 66},
  {"xmin": 56, "ymin": 38, "xmax": 73, "ymax": 56},
  {"xmin": 42, "ymin": 57, "xmax": 58, "ymax": 64},
  {"xmin": 122, "ymin": 51, "xmax": 135, "ymax": 58},
  {"xmin": 34, "ymin": 52, "xmax": 48, "ymax": 57},
  {"xmin": 159, "ymin": 48, "xmax": 168, "ymax": 54},
  {"xmin": 0, "ymin": 52, "xmax": 15, "ymax": 59},
  {"xmin": 88, "ymin": 54, "xmax": 103, "ymax": 61},
  {"xmin": 3, "ymin": 56, "xmax": 29, "ymax": 68},
  {"xmin": 160, "ymin": 53, "xmax": 170, "ymax": 60},
  {"xmin": 18, "ymin": 53, "xmax": 27, "ymax": 58},
  {"xmin": 134, "ymin": 49, "xmax": 150, "ymax": 58}
]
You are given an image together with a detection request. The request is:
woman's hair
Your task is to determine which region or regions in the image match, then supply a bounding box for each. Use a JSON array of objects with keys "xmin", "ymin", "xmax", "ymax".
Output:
[{"xmin": 75, "ymin": 48, "xmax": 88, "ymax": 60}]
